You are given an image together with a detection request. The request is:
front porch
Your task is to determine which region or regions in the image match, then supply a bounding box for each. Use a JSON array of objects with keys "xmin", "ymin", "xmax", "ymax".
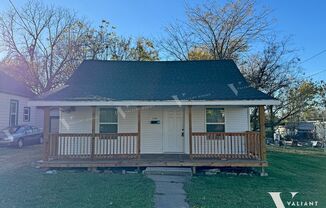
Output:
[{"xmin": 40, "ymin": 106, "xmax": 267, "ymax": 168}]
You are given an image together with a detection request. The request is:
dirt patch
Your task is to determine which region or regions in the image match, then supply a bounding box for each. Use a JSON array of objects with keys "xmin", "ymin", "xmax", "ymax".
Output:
[{"xmin": 0, "ymin": 145, "xmax": 42, "ymax": 174}]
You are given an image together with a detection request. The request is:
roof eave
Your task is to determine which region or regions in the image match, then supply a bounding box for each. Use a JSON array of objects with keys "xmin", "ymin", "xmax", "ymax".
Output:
[{"xmin": 28, "ymin": 99, "xmax": 281, "ymax": 107}]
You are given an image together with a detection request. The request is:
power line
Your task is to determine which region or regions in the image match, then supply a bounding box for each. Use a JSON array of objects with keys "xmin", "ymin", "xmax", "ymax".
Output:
[
  {"xmin": 301, "ymin": 49, "xmax": 326, "ymax": 64},
  {"xmin": 8, "ymin": 0, "xmax": 30, "ymax": 30},
  {"xmin": 306, "ymin": 68, "xmax": 326, "ymax": 78}
]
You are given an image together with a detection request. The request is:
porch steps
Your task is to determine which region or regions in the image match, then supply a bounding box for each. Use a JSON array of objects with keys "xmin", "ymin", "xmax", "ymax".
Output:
[{"xmin": 143, "ymin": 167, "xmax": 192, "ymax": 176}]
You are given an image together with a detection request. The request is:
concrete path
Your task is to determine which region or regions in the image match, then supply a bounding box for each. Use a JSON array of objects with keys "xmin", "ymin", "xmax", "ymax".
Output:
[{"xmin": 148, "ymin": 175, "xmax": 190, "ymax": 208}]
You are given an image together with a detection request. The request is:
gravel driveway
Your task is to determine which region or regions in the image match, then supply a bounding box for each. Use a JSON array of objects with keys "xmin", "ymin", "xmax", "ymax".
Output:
[{"xmin": 0, "ymin": 145, "xmax": 42, "ymax": 174}]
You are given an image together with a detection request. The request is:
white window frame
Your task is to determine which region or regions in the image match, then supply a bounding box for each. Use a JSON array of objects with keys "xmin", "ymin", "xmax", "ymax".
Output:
[
  {"xmin": 205, "ymin": 107, "xmax": 225, "ymax": 132},
  {"xmin": 99, "ymin": 108, "xmax": 118, "ymax": 133},
  {"xmin": 23, "ymin": 107, "xmax": 31, "ymax": 122},
  {"xmin": 9, "ymin": 100, "xmax": 19, "ymax": 127}
]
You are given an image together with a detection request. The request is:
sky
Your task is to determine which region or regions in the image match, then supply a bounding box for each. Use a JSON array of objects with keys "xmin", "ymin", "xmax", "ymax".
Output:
[{"xmin": 1, "ymin": 0, "xmax": 326, "ymax": 81}]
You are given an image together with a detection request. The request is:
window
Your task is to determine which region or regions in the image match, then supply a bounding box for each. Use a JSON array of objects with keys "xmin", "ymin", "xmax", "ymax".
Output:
[
  {"xmin": 9, "ymin": 100, "xmax": 18, "ymax": 127},
  {"xmin": 99, "ymin": 108, "xmax": 118, "ymax": 133},
  {"xmin": 23, "ymin": 107, "xmax": 31, "ymax": 122},
  {"xmin": 206, "ymin": 108, "xmax": 225, "ymax": 132}
]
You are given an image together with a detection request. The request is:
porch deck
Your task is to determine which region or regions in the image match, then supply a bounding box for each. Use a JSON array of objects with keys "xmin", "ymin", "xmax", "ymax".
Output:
[{"xmin": 39, "ymin": 154, "xmax": 267, "ymax": 168}]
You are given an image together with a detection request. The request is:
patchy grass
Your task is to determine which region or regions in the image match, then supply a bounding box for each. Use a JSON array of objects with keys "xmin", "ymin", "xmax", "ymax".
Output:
[
  {"xmin": 185, "ymin": 149, "xmax": 326, "ymax": 208},
  {"xmin": 0, "ymin": 167, "xmax": 154, "ymax": 208},
  {"xmin": 268, "ymin": 145, "xmax": 326, "ymax": 156}
]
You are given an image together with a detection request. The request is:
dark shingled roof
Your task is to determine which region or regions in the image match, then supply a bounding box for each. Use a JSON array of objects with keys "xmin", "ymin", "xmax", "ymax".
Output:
[
  {"xmin": 0, "ymin": 71, "xmax": 34, "ymax": 97},
  {"xmin": 42, "ymin": 60, "xmax": 275, "ymax": 101}
]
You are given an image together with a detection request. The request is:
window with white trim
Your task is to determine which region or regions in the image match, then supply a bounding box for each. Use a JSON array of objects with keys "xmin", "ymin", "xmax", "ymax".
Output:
[
  {"xmin": 206, "ymin": 108, "xmax": 225, "ymax": 132},
  {"xmin": 9, "ymin": 100, "xmax": 18, "ymax": 127},
  {"xmin": 23, "ymin": 107, "xmax": 31, "ymax": 122},
  {"xmin": 99, "ymin": 108, "xmax": 118, "ymax": 133}
]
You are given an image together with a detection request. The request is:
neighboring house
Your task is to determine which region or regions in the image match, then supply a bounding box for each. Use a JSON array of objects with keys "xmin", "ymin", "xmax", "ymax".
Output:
[
  {"xmin": 0, "ymin": 70, "xmax": 59, "ymax": 133},
  {"xmin": 0, "ymin": 71, "xmax": 43, "ymax": 130},
  {"xmin": 285, "ymin": 121, "xmax": 326, "ymax": 140},
  {"xmin": 29, "ymin": 60, "xmax": 279, "ymax": 170}
]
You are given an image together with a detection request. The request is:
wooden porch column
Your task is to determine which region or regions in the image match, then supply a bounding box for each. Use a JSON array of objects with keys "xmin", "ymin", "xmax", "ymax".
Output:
[
  {"xmin": 189, "ymin": 106, "xmax": 193, "ymax": 158},
  {"xmin": 137, "ymin": 107, "xmax": 141, "ymax": 159},
  {"xmin": 43, "ymin": 107, "xmax": 50, "ymax": 161},
  {"xmin": 91, "ymin": 106, "xmax": 96, "ymax": 160},
  {"xmin": 259, "ymin": 105, "xmax": 267, "ymax": 161}
]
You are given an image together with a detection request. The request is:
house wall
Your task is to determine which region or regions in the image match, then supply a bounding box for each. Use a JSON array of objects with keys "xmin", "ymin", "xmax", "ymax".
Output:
[
  {"xmin": 0, "ymin": 92, "xmax": 43, "ymax": 130},
  {"xmin": 59, "ymin": 106, "xmax": 250, "ymax": 154}
]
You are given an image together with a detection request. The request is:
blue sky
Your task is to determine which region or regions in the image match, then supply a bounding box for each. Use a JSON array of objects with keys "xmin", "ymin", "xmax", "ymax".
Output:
[{"xmin": 1, "ymin": 0, "xmax": 326, "ymax": 81}]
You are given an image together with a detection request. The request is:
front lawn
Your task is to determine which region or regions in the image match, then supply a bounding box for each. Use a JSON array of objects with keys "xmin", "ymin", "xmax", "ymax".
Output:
[
  {"xmin": 185, "ymin": 147, "xmax": 326, "ymax": 208},
  {"xmin": 0, "ymin": 167, "xmax": 154, "ymax": 208}
]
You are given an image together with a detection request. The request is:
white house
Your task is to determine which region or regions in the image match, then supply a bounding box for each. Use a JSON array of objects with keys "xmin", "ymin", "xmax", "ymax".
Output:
[
  {"xmin": 29, "ymin": 60, "xmax": 279, "ymax": 170},
  {"xmin": 0, "ymin": 71, "xmax": 44, "ymax": 130},
  {"xmin": 0, "ymin": 71, "xmax": 60, "ymax": 133}
]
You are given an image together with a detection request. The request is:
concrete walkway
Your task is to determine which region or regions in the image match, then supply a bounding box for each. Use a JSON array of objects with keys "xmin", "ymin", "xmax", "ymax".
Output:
[{"xmin": 148, "ymin": 175, "xmax": 190, "ymax": 208}]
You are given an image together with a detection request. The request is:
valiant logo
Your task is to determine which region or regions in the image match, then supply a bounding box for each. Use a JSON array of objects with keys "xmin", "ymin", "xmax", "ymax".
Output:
[{"xmin": 268, "ymin": 192, "xmax": 318, "ymax": 208}]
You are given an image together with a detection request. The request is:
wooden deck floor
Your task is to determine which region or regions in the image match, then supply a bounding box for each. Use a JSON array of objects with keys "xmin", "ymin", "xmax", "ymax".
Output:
[{"xmin": 39, "ymin": 154, "xmax": 268, "ymax": 168}]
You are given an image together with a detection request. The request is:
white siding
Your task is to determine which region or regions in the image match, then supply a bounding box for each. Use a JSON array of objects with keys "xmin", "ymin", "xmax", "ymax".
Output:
[
  {"xmin": 191, "ymin": 106, "xmax": 249, "ymax": 133},
  {"xmin": 0, "ymin": 92, "xmax": 42, "ymax": 129},
  {"xmin": 141, "ymin": 107, "xmax": 163, "ymax": 153},
  {"xmin": 188, "ymin": 106, "xmax": 249, "ymax": 154},
  {"xmin": 59, "ymin": 107, "xmax": 138, "ymax": 133},
  {"xmin": 58, "ymin": 105, "xmax": 250, "ymax": 155},
  {"xmin": 225, "ymin": 107, "xmax": 250, "ymax": 132},
  {"xmin": 117, "ymin": 107, "xmax": 137, "ymax": 133},
  {"xmin": 192, "ymin": 106, "xmax": 206, "ymax": 132}
]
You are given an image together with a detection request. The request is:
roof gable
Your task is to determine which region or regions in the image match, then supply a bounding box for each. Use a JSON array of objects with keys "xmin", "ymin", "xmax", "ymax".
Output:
[
  {"xmin": 43, "ymin": 60, "xmax": 275, "ymax": 101},
  {"xmin": 0, "ymin": 71, "xmax": 34, "ymax": 98}
]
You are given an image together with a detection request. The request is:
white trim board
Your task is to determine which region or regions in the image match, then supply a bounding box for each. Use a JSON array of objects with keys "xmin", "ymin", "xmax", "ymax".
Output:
[{"xmin": 29, "ymin": 99, "xmax": 280, "ymax": 107}]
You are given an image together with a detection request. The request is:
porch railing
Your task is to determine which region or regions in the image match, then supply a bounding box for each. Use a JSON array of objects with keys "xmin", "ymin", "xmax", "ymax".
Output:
[
  {"xmin": 48, "ymin": 133, "xmax": 139, "ymax": 160},
  {"xmin": 191, "ymin": 132, "xmax": 262, "ymax": 160},
  {"xmin": 46, "ymin": 132, "xmax": 262, "ymax": 161}
]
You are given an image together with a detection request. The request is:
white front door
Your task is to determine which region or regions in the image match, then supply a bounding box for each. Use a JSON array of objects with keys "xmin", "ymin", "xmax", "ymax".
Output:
[{"xmin": 163, "ymin": 107, "xmax": 184, "ymax": 153}]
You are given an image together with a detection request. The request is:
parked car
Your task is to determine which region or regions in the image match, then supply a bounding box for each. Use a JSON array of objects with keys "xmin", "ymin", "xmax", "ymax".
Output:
[
  {"xmin": 311, "ymin": 140, "xmax": 324, "ymax": 148},
  {"xmin": 280, "ymin": 135, "xmax": 293, "ymax": 146},
  {"xmin": 0, "ymin": 125, "xmax": 43, "ymax": 148}
]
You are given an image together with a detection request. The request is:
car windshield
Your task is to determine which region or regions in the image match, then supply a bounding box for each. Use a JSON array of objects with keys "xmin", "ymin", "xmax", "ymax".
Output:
[{"xmin": 1, "ymin": 126, "xmax": 24, "ymax": 134}]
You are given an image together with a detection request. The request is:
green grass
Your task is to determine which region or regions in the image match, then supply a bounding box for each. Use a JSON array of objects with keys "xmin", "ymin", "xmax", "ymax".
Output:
[
  {"xmin": 1, "ymin": 146, "xmax": 325, "ymax": 208},
  {"xmin": 185, "ymin": 148, "xmax": 326, "ymax": 208},
  {"xmin": 0, "ymin": 168, "xmax": 154, "ymax": 208}
]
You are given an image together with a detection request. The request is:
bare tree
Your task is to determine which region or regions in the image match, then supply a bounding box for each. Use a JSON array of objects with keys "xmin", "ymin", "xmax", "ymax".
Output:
[
  {"xmin": 0, "ymin": 0, "xmax": 88, "ymax": 94},
  {"xmin": 82, "ymin": 21, "xmax": 159, "ymax": 61},
  {"xmin": 96, "ymin": 33, "xmax": 159, "ymax": 61},
  {"xmin": 239, "ymin": 37, "xmax": 320, "ymax": 132},
  {"xmin": 132, "ymin": 37, "xmax": 159, "ymax": 61},
  {"xmin": 82, "ymin": 20, "xmax": 116, "ymax": 60},
  {"xmin": 241, "ymin": 38, "xmax": 300, "ymax": 97},
  {"xmin": 160, "ymin": 0, "xmax": 271, "ymax": 60}
]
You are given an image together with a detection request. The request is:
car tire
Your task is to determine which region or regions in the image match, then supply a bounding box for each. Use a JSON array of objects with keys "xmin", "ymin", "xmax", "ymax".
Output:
[
  {"xmin": 39, "ymin": 136, "xmax": 44, "ymax": 144},
  {"xmin": 17, "ymin": 139, "xmax": 24, "ymax": 149}
]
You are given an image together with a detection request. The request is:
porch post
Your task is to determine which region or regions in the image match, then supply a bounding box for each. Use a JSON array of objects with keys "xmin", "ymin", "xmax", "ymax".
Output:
[
  {"xmin": 189, "ymin": 105, "xmax": 193, "ymax": 158},
  {"xmin": 137, "ymin": 107, "xmax": 141, "ymax": 159},
  {"xmin": 259, "ymin": 105, "xmax": 266, "ymax": 161},
  {"xmin": 43, "ymin": 107, "xmax": 50, "ymax": 161},
  {"xmin": 91, "ymin": 106, "xmax": 96, "ymax": 160}
]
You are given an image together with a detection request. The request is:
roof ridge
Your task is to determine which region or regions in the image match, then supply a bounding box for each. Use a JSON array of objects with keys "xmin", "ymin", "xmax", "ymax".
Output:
[{"xmin": 81, "ymin": 59, "xmax": 235, "ymax": 63}]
